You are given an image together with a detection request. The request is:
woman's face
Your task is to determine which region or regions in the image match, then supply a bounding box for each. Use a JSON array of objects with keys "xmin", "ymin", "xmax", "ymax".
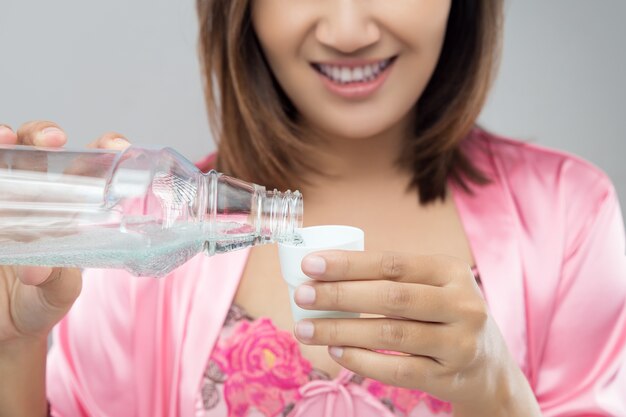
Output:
[{"xmin": 251, "ymin": 0, "xmax": 452, "ymax": 141}]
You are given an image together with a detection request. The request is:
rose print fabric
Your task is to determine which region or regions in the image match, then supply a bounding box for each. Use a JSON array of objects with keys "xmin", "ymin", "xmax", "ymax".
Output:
[{"xmin": 195, "ymin": 304, "xmax": 452, "ymax": 417}]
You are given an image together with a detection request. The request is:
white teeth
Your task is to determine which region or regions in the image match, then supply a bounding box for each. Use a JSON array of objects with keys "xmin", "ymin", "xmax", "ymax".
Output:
[
  {"xmin": 316, "ymin": 58, "xmax": 392, "ymax": 84},
  {"xmin": 363, "ymin": 65, "xmax": 373, "ymax": 79},
  {"xmin": 340, "ymin": 67, "xmax": 351, "ymax": 83}
]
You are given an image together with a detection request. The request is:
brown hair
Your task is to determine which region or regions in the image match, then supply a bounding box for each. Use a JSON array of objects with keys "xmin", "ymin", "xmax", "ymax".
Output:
[{"xmin": 197, "ymin": 1, "xmax": 503, "ymax": 203}]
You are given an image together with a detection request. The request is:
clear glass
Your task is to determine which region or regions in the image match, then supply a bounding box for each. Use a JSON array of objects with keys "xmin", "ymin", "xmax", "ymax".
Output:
[{"xmin": 0, "ymin": 144, "xmax": 303, "ymax": 277}]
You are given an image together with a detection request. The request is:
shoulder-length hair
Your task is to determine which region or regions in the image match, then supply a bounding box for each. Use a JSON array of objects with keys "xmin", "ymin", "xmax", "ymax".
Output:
[{"xmin": 197, "ymin": 1, "xmax": 503, "ymax": 203}]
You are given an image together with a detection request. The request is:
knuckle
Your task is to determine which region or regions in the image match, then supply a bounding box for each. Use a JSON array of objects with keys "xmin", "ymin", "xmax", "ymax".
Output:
[
  {"xmin": 427, "ymin": 288, "xmax": 447, "ymax": 312},
  {"xmin": 332, "ymin": 282, "xmax": 347, "ymax": 307},
  {"xmin": 382, "ymin": 282, "xmax": 412, "ymax": 314},
  {"xmin": 465, "ymin": 301, "xmax": 489, "ymax": 328},
  {"xmin": 379, "ymin": 320, "xmax": 406, "ymax": 346},
  {"xmin": 37, "ymin": 269, "xmax": 76, "ymax": 310},
  {"xmin": 17, "ymin": 121, "xmax": 35, "ymax": 137},
  {"xmin": 440, "ymin": 258, "xmax": 459, "ymax": 276},
  {"xmin": 456, "ymin": 336, "xmax": 480, "ymax": 364},
  {"xmin": 337, "ymin": 253, "xmax": 352, "ymax": 277},
  {"xmin": 391, "ymin": 359, "xmax": 418, "ymax": 386},
  {"xmin": 327, "ymin": 320, "xmax": 340, "ymax": 344},
  {"xmin": 431, "ymin": 254, "xmax": 461, "ymax": 274},
  {"xmin": 454, "ymin": 264, "xmax": 472, "ymax": 283},
  {"xmin": 66, "ymin": 269, "xmax": 83, "ymax": 298},
  {"xmin": 380, "ymin": 252, "xmax": 403, "ymax": 279},
  {"xmin": 454, "ymin": 291, "xmax": 489, "ymax": 325},
  {"xmin": 444, "ymin": 257, "xmax": 473, "ymax": 284},
  {"xmin": 58, "ymin": 281, "xmax": 83, "ymax": 310}
]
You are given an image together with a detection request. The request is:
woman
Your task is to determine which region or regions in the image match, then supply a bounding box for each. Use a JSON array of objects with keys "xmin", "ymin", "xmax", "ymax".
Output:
[{"xmin": 1, "ymin": 1, "xmax": 625, "ymax": 416}]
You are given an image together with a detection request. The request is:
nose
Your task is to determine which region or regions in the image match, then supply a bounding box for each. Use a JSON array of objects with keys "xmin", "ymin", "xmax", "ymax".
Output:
[{"xmin": 315, "ymin": 1, "xmax": 381, "ymax": 54}]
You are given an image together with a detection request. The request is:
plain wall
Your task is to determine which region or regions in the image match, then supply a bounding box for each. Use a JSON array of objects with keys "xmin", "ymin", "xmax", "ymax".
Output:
[
  {"xmin": 1, "ymin": 0, "xmax": 625, "ymax": 208},
  {"xmin": 480, "ymin": 0, "xmax": 626, "ymax": 210}
]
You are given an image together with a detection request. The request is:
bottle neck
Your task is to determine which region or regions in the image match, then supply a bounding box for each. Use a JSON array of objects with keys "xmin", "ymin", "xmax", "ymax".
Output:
[
  {"xmin": 257, "ymin": 189, "xmax": 303, "ymax": 243},
  {"xmin": 195, "ymin": 170, "xmax": 303, "ymax": 245}
]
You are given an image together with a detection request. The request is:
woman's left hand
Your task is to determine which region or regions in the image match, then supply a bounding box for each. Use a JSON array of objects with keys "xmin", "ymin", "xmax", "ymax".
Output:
[{"xmin": 292, "ymin": 251, "xmax": 541, "ymax": 416}]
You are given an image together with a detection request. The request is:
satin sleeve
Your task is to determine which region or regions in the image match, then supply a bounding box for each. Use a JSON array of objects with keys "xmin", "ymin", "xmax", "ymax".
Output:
[
  {"xmin": 46, "ymin": 268, "xmax": 137, "ymax": 417},
  {"xmin": 535, "ymin": 177, "xmax": 626, "ymax": 416}
]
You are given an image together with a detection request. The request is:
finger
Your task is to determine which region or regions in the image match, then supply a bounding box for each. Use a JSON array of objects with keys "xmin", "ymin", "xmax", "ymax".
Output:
[
  {"xmin": 63, "ymin": 135, "xmax": 127, "ymax": 178},
  {"xmin": 87, "ymin": 132, "xmax": 131, "ymax": 150},
  {"xmin": 0, "ymin": 124, "xmax": 18, "ymax": 144},
  {"xmin": 327, "ymin": 345, "xmax": 443, "ymax": 393},
  {"xmin": 0, "ymin": 125, "xmax": 18, "ymax": 170},
  {"xmin": 302, "ymin": 251, "xmax": 470, "ymax": 287},
  {"xmin": 35, "ymin": 267, "xmax": 82, "ymax": 310},
  {"xmin": 294, "ymin": 317, "xmax": 449, "ymax": 359},
  {"xmin": 16, "ymin": 266, "xmax": 54, "ymax": 286},
  {"xmin": 16, "ymin": 121, "xmax": 67, "ymax": 147},
  {"xmin": 294, "ymin": 280, "xmax": 453, "ymax": 322},
  {"xmin": 16, "ymin": 266, "xmax": 82, "ymax": 310},
  {"xmin": 62, "ymin": 132, "xmax": 129, "ymax": 177},
  {"xmin": 13, "ymin": 267, "xmax": 82, "ymax": 337}
]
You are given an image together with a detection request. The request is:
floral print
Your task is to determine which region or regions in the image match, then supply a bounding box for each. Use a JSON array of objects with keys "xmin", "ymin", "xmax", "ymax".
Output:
[
  {"xmin": 362, "ymin": 380, "xmax": 452, "ymax": 414},
  {"xmin": 210, "ymin": 319, "xmax": 312, "ymax": 416},
  {"xmin": 198, "ymin": 304, "xmax": 452, "ymax": 417}
]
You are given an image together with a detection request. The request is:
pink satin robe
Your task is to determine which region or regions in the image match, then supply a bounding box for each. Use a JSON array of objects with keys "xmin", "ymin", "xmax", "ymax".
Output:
[{"xmin": 47, "ymin": 130, "xmax": 626, "ymax": 416}]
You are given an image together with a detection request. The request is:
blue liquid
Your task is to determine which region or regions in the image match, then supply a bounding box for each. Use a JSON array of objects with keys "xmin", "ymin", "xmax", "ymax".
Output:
[{"xmin": 0, "ymin": 222, "xmax": 257, "ymax": 277}]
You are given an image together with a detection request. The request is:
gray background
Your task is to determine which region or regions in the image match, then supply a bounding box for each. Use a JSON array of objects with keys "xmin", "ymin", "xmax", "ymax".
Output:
[{"xmin": 1, "ymin": 0, "xmax": 625, "ymax": 209}]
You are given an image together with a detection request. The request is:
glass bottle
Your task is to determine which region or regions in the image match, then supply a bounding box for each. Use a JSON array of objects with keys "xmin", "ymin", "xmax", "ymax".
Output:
[{"xmin": 0, "ymin": 144, "xmax": 303, "ymax": 277}]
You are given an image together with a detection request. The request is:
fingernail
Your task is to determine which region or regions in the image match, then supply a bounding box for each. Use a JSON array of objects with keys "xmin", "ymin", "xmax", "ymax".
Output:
[
  {"xmin": 107, "ymin": 137, "xmax": 130, "ymax": 149},
  {"xmin": 302, "ymin": 255, "xmax": 326, "ymax": 276},
  {"xmin": 0, "ymin": 125, "xmax": 11, "ymax": 133},
  {"xmin": 294, "ymin": 284, "xmax": 316, "ymax": 305},
  {"xmin": 35, "ymin": 127, "xmax": 65, "ymax": 146},
  {"xmin": 42, "ymin": 127, "xmax": 63, "ymax": 137},
  {"xmin": 295, "ymin": 320, "xmax": 314, "ymax": 340},
  {"xmin": 329, "ymin": 346, "xmax": 344, "ymax": 358}
]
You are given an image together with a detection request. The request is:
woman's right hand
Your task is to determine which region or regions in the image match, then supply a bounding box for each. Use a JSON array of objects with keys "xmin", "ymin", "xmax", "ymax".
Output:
[{"xmin": 0, "ymin": 122, "xmax": 130, "ymax": 344}]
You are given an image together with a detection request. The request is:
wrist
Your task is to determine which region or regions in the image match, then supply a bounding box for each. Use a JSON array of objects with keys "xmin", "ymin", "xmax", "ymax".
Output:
[
  {"xmin": 0, "ymin": 334, "xmax": 48, "ymax": 352},
  {"xmin": 453, "ymin": 358, "xmax": 542, "ymax": 417},
  {"xmin": 0, "ymin": 336, "xmax": 48, "ymax": 417}
]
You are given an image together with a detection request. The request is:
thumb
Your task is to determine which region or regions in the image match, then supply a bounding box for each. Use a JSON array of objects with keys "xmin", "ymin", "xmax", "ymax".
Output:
[
  {"xmin": 16, "ymin": 266, "xmax": 82, "ymax": 310},
  {"xmin": 16, "ymin": 266, "xmax": 53, "ymax": 286}
]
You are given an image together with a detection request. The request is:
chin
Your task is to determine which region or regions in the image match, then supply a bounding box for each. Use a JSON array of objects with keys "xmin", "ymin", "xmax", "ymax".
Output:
[
  {"xmin": 312, "ymin": 111, "xmax": 406, "ymax": 141},
  {"xmin": 330, "ymin": 125, "xmax": 389, "ymax": 141}
]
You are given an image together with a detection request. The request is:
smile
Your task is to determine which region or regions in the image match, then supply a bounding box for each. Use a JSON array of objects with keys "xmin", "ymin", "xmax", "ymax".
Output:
[
  {"xmin": 310, "ymin": 56, "xmax": 397, "ymax": 99},
  {"xmin": 312, "ymin": 57, "xmax": 395, "ymax": 84}
]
